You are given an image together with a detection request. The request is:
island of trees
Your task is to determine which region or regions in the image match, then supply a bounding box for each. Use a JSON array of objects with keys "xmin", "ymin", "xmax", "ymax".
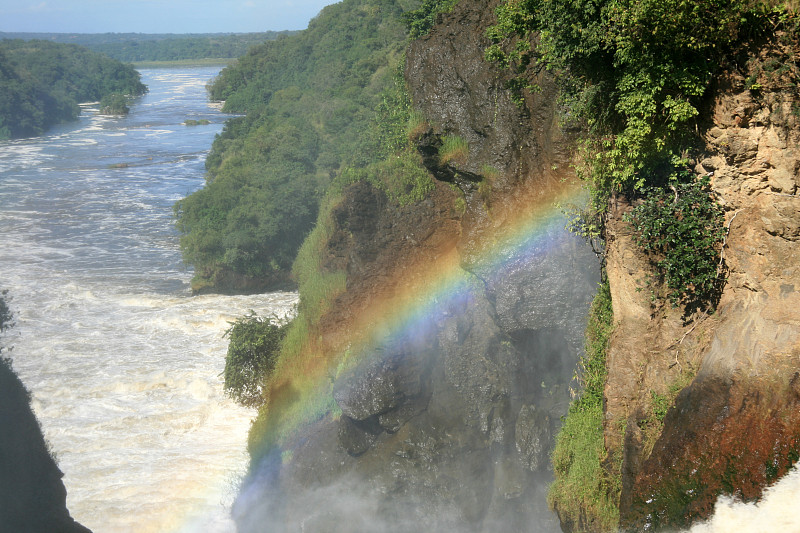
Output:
[{"xmin": 0, "ymin": 39, "xmax": 147, "ymax": 139}]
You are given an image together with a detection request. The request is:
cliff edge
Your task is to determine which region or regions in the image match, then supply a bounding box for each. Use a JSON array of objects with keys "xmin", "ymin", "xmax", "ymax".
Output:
[
  {"xmin": 0, "ymin": 358, "xmax": 92, "ymax": 533},
  {"xmin": 231, "ymin": 2, "xmax": 800, "ymax": 532},
  {"xmin": 602, "ymin": 34, "xmax": 800, "ymax": 530}
]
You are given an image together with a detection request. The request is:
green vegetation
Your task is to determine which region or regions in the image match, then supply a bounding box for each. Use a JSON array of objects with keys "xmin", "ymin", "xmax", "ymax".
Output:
[
  {"xmin": 638, "ymin": 365, "xmax": 696, "ymax": 458},
  {"xmin": 223, "ymin": 313, "xmax": 290, "ymax": 407},
  {"xmin": 485, "ymin": 0, "xmax": 796, "ymax": 308},
  {"xmin": 403, "ymin": 0, "xmax": 460, "ymax": 38},
  {"xmin": 625, "ymin": 177, "xmax": 726, "ymax": 311},
  {"xmin": 174, "ymin": 117, "xmax": 323, "ymax": 291},
  {"xmin": 99, "ymin": 93, "xmax": 130, "ymax": 115},
  {"xmin": 174, "ymin": 0, "xmax": 412, "ymax": 291},
  {"xmin": 339, "ymin": 63, "xmax": 435, "ymax": 205},
  {"xmin": 438, "ymin": 135, "xmax": 469, "ymax": 166},
  {"xmin": 184, "ymin": 119, "xmax": 211, "ymax": 126},
  {"xmin": 0, "ymin": 40, "xmax": 146, "ymax": 139},
  {"xmin": 0, "ymin": 31, "xmax": 295, "ymax": 63},
  {"xmin": 486, "ymin": 0, "xmax": 788, "ymax": 196},
  {"xmin": 549, "ymin": 281, "xmax": 620, "ymax": 532}
]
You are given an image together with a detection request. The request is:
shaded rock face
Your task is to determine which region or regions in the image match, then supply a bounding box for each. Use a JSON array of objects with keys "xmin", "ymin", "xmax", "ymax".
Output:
[
  {"xmin": 625, "ymin": 376, "xmax": 800, "ymax": 530},
  {"xmin": 0, "ymin": 359, "xmax": 91, "ymax": 533},
  {"xmin": 601, "ymin": 37, "xmax": 800, "ymax": 531},
  {"xmin": 405, "ymin": 0, "xmax": 571, "ymax": 195},
  {"xmin": 233, "ymin": 0, "xmax": 598, "ymax": 531},
  {"xmin": 248, "ymin": 275, "xmax": 595, "ymax": 533}
]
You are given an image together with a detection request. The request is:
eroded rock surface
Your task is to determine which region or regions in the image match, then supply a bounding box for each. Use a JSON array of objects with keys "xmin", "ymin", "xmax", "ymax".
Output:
[{"xmin": 602, "ymin": 40, "xmax": 800, "ymax": 530}]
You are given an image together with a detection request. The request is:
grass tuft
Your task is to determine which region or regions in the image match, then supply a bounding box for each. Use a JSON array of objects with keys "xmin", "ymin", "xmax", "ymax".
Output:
[
  {"xmin": 439, "ymin": 135, "xmax": 469, "ymax": 166},
  {"xmin": 548, "ymin": 280, "xmax": 620, "ymax": 532}
]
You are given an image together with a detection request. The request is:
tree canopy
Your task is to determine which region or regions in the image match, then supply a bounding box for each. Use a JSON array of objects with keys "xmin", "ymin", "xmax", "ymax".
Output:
[
  {"xmin": 0, "ymin": 39, "xmax": 147, "ymax": 139},
  {"xmin": 174, "ymin": 0, "xmax": 411, "ymax": 292},
  {"xmin": 0, "ymin": 31, "xmax": 296, "ymax": 63}
]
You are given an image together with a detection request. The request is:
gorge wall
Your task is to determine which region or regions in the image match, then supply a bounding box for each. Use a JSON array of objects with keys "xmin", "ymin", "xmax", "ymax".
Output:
[
  {"xmin": 0, "ymin": 359, "xmax": 91, "ymax": 532},
  {"xmin": 233, "ymin": 1, "xmax": 800, "ymax": 532},
  {"xmin": 604, "ymin": 36, "xmax": 800, "ymax": 530},
  {"xmin": 233, "ymin": 0, "xmax": 599, "ymax": 531}
]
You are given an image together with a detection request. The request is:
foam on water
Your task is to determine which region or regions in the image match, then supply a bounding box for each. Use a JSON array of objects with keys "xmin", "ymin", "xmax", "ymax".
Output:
[
  {"xmin": 0, "ymin": 66, "xmax": 291, "ymax": 532},
  {"xmin": 687, "ymin": 465, "xmax": 800, "ymax": 533}
]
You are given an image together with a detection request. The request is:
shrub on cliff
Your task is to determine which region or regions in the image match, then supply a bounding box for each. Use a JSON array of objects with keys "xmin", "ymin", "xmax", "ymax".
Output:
[
  {"xmin": 223, "ymin": 313, "xmax": 290, "ymax": 407},
  {"xmin": 486, "ymin": 0, "xmax": 782, "ymax": 199},
  {"xmin": 625, "ymin": 176, "xmax": 726, "ymax": 311},
  {"xmin": 485, "ymin": 0, "xmax": 792, "ymax": 310},
  {"xmin": 404, "ymin": 0, "xmax": 459, "ymax": 38}
]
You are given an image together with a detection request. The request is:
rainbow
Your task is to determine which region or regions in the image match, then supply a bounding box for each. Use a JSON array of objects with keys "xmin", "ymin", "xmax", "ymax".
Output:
[{"xmin": 247, "ymin": 174, "xmax": 589, "ymax": 468}]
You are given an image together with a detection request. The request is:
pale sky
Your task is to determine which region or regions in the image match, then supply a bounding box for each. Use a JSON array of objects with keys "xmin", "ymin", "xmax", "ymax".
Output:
[{"xmin": 0, "ymin": 0, "xmax": 338, "ymax": 33}]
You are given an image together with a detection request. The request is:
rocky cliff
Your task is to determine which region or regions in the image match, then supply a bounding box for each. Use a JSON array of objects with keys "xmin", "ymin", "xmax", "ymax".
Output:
[
  {"xmin": 0, "ymin": 358, "xmax": 92, "ymax": 533},
  {"xmin": 603, "ymin": 33, "xmax": 800, "ymax": 530},
  {"xmin": 233, "ymin": 2, "xmax": 800, "ymax": 532},
  {"xmin": 233, "ymin": 0, "xmax": 599, "ymax": 531}
]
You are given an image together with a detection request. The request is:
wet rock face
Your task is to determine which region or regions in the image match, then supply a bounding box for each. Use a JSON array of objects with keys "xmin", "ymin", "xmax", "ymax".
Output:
[
  {"xmin": 274, "ymin": 286, "xmax": 589, "ymax": 532},
  {"xmin": 233, "ymin": 0, "xmax": 598, "ymax": 530},
  {"xmin": 333, "ymin": 348, "xmax": 426, "ymax": 423},
  {"xmin": 405, "ymin": 0, "xmax": 574, "ymax": 199},
  {"xmin": 623, "ymin": 375, "xmax": 800, "ymax": 531},
  {"xmin": 405, "ymin": 0, "xmax": 569, "ymax": 192},
  {"xmin": 515, "ymin": 404, "xmax": 551, "ymax": 471},
  {"xmin": 0, "ymin": 360, "xmax": 91, "ymax": 533}
]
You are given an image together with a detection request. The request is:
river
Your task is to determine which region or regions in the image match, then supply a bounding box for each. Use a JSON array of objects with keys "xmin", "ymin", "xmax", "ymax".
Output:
[{"xmin": 0, "ymin": 66, "xmax": 297, "ymax": 532}]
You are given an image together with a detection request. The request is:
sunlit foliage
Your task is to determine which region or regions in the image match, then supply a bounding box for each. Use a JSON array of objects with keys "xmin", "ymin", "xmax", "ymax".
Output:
[
  {"xmin": 224, "ymin": 313, "xmax": 290, "ymax": 407},
  {"xmin": 485, "ymin": 0, "xmax": 788, "ymax": 221},
  {"xmin": 486, "ymin": 0, "xmax": 792, "ymax": 307},
  {"xmin": 175, "ymin": 0, "xmax": 410, "ymax": 291}
]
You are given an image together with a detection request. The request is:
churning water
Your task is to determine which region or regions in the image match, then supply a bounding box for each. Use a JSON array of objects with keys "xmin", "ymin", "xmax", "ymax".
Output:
[{"xmin": 0, "ymin": 67, "xmax": 297, "ymax": 532}]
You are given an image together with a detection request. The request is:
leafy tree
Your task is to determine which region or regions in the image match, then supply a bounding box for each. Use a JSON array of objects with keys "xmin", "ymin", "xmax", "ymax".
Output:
[
  {"xmin": 223, "ymin": 313, "xmax": 289, "ymax": 407},
  {"xmin": 99, "ymin": 93, "xmax": 130, "ymax": 115}
]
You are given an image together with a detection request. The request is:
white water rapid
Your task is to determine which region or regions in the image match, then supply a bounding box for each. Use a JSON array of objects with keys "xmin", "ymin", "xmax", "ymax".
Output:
[{"xmin": 0, "ymin": 67, "xmax": 297, "ymax": 532}]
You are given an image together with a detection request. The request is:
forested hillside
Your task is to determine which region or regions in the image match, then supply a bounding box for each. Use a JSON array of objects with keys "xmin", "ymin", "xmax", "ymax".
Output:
[
  {"xmin": 0, "ymin": 40, "xmax": 147, "ymax": 139},
  {"xmin": 0, "ymin": 32, "xmax": 296, "ymax": 63},
  {"xmin": 174, "ymin": 0, "xmax": 416, "ymax": 292}
]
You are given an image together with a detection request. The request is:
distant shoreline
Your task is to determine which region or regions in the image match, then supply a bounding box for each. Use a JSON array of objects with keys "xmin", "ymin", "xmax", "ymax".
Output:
[{"xmin": 132, "ymin": 58, "xmax": 235, "ymax": 68}]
